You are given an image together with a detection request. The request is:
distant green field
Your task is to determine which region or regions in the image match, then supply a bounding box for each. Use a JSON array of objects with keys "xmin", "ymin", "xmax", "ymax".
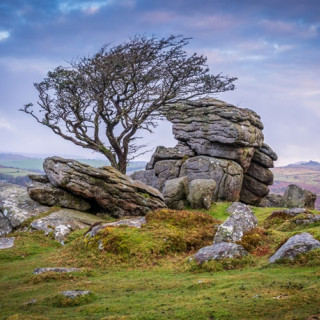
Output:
[{"xmin": 0, "ymin": 167, "xmax": 36, "ymax": 177}]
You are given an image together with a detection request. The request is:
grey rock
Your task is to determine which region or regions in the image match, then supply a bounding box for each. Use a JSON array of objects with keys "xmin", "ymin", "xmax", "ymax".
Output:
[
  {"xmin": 28, "ymin": 174, "xmax": 50, "ymax": 183},
  {"xmin": 252, "ymin": 149, "xmax": 274, "ymax": 168},
  {"xmin": 214, "ymin": 203, "xmax": 258, "ymax": 243},
  {"xmin": 180, "ymin": 156, "xmax": 243, "ymax": 202},
  {"xmin": 187, "ymin": 179, "xmax": 216, "ymax": 210},
  {"xmin": 259, "ymin": 143, "xmax": 278, "ymax": 161},
  {"xmin": 43, "ymin": 157, "xmax": 166, "ymax": 218},
  {"xmin": 226, "ymin": 202, "xmax": 250, "ymax": 215},
  {"xmin": 163, "ymin": 177, "xmax": 188, "ymax": 210},
  {"xmin": 0, "ymin": 182, "xmax": 49, "ymax": 235},
  {"xmin": 130, "ymin": 169, "xmax": 158, "ymax": 190},
  {"xmin": 295, "ymin": 214, "xmax": 320, "ymax": 225},
  {"xmin": 193, "ymin": 242, "xmax": 248, "ymax": 264},
  {"xmin": 27, "ymin": 179, "xmax": 91, "ymax": 211},
  {"xmin": 269, "ymin": 233, "xmax": 320, "ymax": 263},
  {"xmin": 0, "ymin": 237, "xmax": 15, "ymax": 249},
  {"xmin": 61, "ymin": 290, "xmax": 91, "ymax": 298},
  {"xmin": 154, "ymin": 159, "xmax": 182, "ymax": 191},
  {"xmin": 284, "ymin": 208, "xmax": 308, "ymax": 216},
  {"xmin": 146, "ymin": 144, "xmax": 194, "ymax": 170},
  {"xmin": 240, "ymin": 175, "xmax": 269, "ymax": 205},
  {"xmin": 33, "ymin": 267, "xmax": 80, "ymax": 274},
  {"xmin": 30, "ymin": 208, "xmax": 103, "ymax": 243},
  {"xmin": 0, "ymin": 212, "xmax": 13, "ymax": 237},
  {"xmin": 259, "ymin": 194, "xmax": 284, "ymax": 207},
  {"xmin": 245, "ymin": 162, "xmax": 274, "ymax": 185},
  {"xmin": 282, "ymin": 184, "xmax": 317, "ymax": 209}
]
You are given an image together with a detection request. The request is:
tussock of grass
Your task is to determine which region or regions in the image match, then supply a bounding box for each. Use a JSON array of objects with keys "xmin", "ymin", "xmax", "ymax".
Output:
[
  {"xmin": 81, "ymin": 209, "xmax": 221, "ymax": 267},
  {"xmin": 50, "ymin": 292, "xmax": 96, "ymax": 307}
]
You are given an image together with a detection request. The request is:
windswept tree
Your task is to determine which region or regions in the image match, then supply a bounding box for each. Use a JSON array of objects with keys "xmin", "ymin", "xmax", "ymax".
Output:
[{"xmin": 21, "ymin": 35, "xmax": 237, "ymax": 174}]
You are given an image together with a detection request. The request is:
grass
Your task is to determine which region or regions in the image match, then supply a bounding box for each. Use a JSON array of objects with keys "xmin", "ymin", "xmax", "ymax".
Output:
[
  {"xmin": 0, "ymin": 167, "xmax": 36, "ymax": 177},
  {"xmin": 1, "ymin": 205, "xmax": 320, "ymax": 320}
]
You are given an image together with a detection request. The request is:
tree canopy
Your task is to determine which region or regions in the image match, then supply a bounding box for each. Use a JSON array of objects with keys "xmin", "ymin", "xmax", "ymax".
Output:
[{"xmin": 21, "ymin": 35, "xmax": 237, "ymax": 173}]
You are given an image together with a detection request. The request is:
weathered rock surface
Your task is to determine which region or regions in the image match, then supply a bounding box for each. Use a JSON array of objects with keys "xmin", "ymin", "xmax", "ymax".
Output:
[
  {"xmin": 193, "ymin": 242, "xmax": 248, "ymax": 264},
  {"xmin": 187, "ymin": 179, "xmax": 216, "ymax": 210},
  {"xmin": 259, "ymin": 194, "xmax": 284, "ymax": 207},
  {"xmin": 180, "ymin": 156, "xmax": 243, "ymax": 202},
  {"xmin": 43, "ymin": 157, "xmax": 166, "ymax": 218},
  {"xmin": 214, "ymin": 203, "xmax": 258, "ymax": 243},
  {"xmin": 163, "ymin": 177, "xmax": 188, "ymax": 210},
  {"xmin": 0, "ymin": 182, "xmax": 49, "ymax": 236},
  {"xmin": 0, "ymin": 237, "xmax": 15, "ymax": 249},
  {"xmin": 28, "ymin": 175, "xmax": 91, "ymax": 211},
  {"xmin": 295, "ymin": 214, "xmax": 320, "ymax": 225},
  {"xmin": 282, "ymin": 184, "xmax": 317, "ymax": 209},
  {"xmin": 132, "ymin": 98, "xmax": 277, "ymax": 207},
  {"xmin": 30, "ymin": 209, "xmax": 103, "ymax": 243},
  {"xmin": 269, "ymin": 233, "xmax": 320, "ymax": 263},
  {"xmin": 61, "ymin": 290, "xmax": 91, "ymax": 298},
  {"xmin": 33, "ymin": 267, "xmax": 80, "ymax": 274}
]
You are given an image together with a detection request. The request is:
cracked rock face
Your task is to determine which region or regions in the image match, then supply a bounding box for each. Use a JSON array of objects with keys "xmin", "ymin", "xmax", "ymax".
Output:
[
  {"xmin": 43, "ymin": 157, "xmax": 166, "ymax": 218},
  {"xmin": 0, "ymin": 182, "xmax": 49, "ymax": 236},
  {"xmin": 131, "ymin": 98, "xmax": 277, "ymax": 207}
]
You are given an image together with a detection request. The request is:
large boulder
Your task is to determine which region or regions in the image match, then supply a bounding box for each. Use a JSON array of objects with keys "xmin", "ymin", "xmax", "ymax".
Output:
[
  {"xmin": 282, "ymin": 184, "xmax": 317, "ymax": 209},
  {"xmin": 269, "ymin": 233, "xmax": 320, "ymax": 263},
  {"xmin": 28, "ymin": 175, "xmax": 91, "ymax": 211},
  {"xmin": 259, "ymin": 193, "xmax": 284, "ymax": 207},
  {"xmin": 193, "ymin": 242, "xmax": 248, "ymax": 264},
  {"xmin": 163, "ymin": 177, "xmax": 188, "ymax": 210},
  {"xmin": 213, "ymin": 202, "xmax": 258, "ymax": 243},
  {"xmin": 162, "ymin": 98, "xmax": 264, "ymax": 169},
  {"xmin": 43, "ymin": 157, "xmax": 166, "ymax": 218},
  {"xmin": 0, "ymin": 182, "xmax": 49, "ymax": 236},
  {"xmin": 131, "ymin": 98, "xmax": 277, "ymax": 208},
  {"xmin": 187, "ymin": 179, "xmax": 216, "ymax": 210},
  {"xmin": 179, "ymin": 156, "xmax": 243, "ymax": 202}
]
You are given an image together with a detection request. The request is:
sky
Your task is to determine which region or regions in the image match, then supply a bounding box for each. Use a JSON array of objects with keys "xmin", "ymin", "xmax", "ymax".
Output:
[{"xmin": 0, "ymin": 0, "xmax": 319, "ymax": 166}]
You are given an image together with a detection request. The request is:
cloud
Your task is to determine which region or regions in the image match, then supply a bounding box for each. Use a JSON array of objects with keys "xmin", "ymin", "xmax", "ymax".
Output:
[
  {"xmin": 0, "ymin": 31, "xmax": 10, "ymax": 41},
  {"xmin": 58, "ymin": 1, "xmax": 114, "ymax": 14},
  {"xmin": 0, "ymin": 117, "xmax": 13, "ymax": 130}
]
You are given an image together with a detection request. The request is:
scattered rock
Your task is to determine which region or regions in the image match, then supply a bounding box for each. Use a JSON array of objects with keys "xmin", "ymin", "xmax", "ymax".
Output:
[
  {"xmin": 267, "ymin": 208, "xmax": 309, "ymax": 220},
  {"xmin": 30, "ymin": 208, "xmax": 103, "ymax": 243},
  {"xmin": 0, "ymin": 182, "xmax": 49, "ymax": 236},
  {"xmin": 61, "ymin": 290, "xmax": 91, "ymax": 298},
  {"xmin": 24, "ymin": 299, "xmax": 37, "ymax": 305},
  {"xmin": 269, "ymin": 233, "xmax": 320, "ymax": 263},
  {"xmin": 0, "ymin": 237, "xmax": 15, "ymax": 249},
  {"xmin": 214, "ymin": 203, "xmax": 258, "ymax": 243},
  {"xmin": 187, "ymin": 179, "xmax": 216, "ymax": 209},
  {"xmin": 282, "ymin": 184, "xmax": 317, "ymax": 209},
  {"xmin": 295, "ymin": 214, "xmax": 320, "ymax": 225},
  {"xmin": 43, "ymin": 157, "xmax": 166, "ymax": 218},
  {"xmin": 163, "ymin": 177, "xmax": 188, "ymax": 210},
  {"xmin": 259, "ymin": 194, "xmax": 284, "ymax": 207},
  {"xmin": 33, "ymin": 267, "xmax": 80, "ymax": 274},
  {"xmin": 193, "ymin": 242, "xmax": 248, "ymax": 264},
  {"xmin": 28, "ymin": 175, "xmax": 91, "ymax": 211}
]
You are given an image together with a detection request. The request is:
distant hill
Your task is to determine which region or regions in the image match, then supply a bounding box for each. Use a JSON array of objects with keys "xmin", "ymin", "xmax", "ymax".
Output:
[
  {"xmin": 271, "ymin": 160, "xmax": 320, "ymax": 209},
  {"xmin": 0, "ymin": 153, "xmax": 30, "ymax": 160}
]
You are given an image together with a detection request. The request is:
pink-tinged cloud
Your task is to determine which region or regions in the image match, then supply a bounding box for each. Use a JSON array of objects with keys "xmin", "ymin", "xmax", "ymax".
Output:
[
  {"xmin": 260, "ymin": 19, "xmax": 319, "ymax": 38},
  {"xmin": 141, "ymin": 10, "xmax": 175, "ymax": 23}
]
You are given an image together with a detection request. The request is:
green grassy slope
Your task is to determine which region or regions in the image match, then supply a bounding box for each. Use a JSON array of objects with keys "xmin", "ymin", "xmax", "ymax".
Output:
[{"xmin": 1, "ymin": 204, "xmax": 320, "ymax": 320}]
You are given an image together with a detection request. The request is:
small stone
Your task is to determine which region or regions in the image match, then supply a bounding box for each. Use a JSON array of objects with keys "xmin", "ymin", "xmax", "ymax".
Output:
[
  {"xmin": 33, "ymin": 267, "xmax": 80, "ymax": 274},
  {"xmin": 0, "ymin": 237, "xmax": 15, "ymax": 249},
  {"xmin": 61, "ymin": 290, "xmax": 91, "ymax": 298}
]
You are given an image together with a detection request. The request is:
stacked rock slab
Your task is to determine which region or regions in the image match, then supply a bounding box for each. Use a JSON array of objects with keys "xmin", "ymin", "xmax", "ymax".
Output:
[
  {"xmin": 28, "ymin": 157, "xmax": 166, "ymax": 218},
  {"xmin": 131, "ymin": 98, "xmax": 277, "ymax": 206}
]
